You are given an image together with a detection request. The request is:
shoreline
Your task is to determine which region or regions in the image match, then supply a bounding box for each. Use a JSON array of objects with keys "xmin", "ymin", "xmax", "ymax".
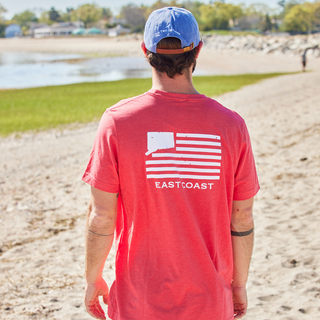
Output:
[{"xmin": 2, "ymin": 37, "xmax": 320, "ymax": 89}]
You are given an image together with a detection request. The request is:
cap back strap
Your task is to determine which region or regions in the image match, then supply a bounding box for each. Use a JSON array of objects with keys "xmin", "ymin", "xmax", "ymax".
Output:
[{"xmin": 156, "ymin": 42, "xmax": 194, "ymax": 54}]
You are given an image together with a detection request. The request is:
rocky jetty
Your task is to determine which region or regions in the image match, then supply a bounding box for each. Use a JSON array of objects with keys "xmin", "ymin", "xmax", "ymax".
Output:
[{"xmin": 203, "ymin": 34, "xmax": 320, "ymax": 57}]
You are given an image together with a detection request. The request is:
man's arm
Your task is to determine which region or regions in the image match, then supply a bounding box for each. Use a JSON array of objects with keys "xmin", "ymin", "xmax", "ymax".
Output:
[
  {"xmin": 231, "ymin": 197, "xmax": 254, "ymax": 319},
  {"xmin": 84, "ymin": 187, "xmax": 118, "ymax": 320}
]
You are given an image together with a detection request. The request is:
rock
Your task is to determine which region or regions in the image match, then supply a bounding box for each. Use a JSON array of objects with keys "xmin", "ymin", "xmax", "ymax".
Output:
[{"xmin": 203, "ymin": 33, "xmax": 320, "ymax": 58}]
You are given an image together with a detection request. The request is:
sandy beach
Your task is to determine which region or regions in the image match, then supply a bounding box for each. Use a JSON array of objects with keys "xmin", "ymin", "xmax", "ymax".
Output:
[{"xmin": 0, "ymin": 38, "xmax": 319, "ymax": 319}]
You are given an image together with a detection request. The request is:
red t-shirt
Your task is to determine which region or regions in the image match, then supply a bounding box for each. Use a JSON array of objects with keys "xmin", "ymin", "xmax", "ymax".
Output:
[{"xmin": 83, "ymin": 89, "xmax": 259, "ymax": 320}]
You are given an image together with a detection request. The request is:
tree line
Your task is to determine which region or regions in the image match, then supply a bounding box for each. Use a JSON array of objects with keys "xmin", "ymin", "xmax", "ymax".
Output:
[{"xmin": 1, "ymin": 1, "xmax": 320, "ymax": 37}]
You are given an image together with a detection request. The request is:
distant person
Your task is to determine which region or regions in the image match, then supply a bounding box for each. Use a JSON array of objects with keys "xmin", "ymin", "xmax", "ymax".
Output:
[
  {"xmin": 82, "ymin": 6, "xmax": 259, "ymax": 320},
  {"xmin": 302, "ymin": 50, "xmax": 307, "ymax": 72}
]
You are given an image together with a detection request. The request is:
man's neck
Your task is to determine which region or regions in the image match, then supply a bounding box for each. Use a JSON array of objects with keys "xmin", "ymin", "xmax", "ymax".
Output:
[{"xmin": 151, "ymin": 67, "xmax": 199, "ymax": 95}]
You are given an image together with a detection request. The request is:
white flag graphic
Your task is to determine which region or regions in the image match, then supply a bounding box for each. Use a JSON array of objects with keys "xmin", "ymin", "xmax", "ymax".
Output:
[{"xmin": 145, "ymin": 132, "xmax": 222, "ymax": 180}]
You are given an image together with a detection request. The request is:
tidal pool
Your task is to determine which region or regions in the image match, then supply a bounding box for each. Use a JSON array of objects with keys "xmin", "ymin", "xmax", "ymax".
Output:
[
  {"xmin": 0, "ymin": 52, "xmax": 208, "ymax": 89},
  {"xmin": 0, "ymin": 52, "xmax": 152, "ymax": 89}
]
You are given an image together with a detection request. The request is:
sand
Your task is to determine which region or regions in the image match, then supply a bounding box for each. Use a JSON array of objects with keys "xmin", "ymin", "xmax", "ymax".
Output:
[{"xmin": 0, "ymin": 38, "xmax": 320, "ymax": 320}]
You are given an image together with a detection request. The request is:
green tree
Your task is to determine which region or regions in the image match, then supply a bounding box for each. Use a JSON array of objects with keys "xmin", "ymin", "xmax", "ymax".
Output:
[
  {"xmin": 12, "ymin": 10, "xmax": 38, "ymax": 27},
  {"xmin": 260, "ymin": 13, "xmax": 272, "ymax": 32},
  {"xmin": 102, "ymin": 8, "xmax": 112, "ymax": 20},
  {"xmin": 284, "ymin": 3, "xmax": 314, "ymax": 33},
  {"xmin": 181, "ymin": 1, "xmax": 203, "ymax": 21},
  {"xmin": 285, "ymin": 0, "xmax": 301, "ymax": 11},
  {"xmin": 237, "ymin": 3, "xmax": 275, "ymax": 31},
  {"xmin": 120, "ymin": 4, "xmax": 146, "ymax": 32},
  {"xmin": 305, "ymin": 1, "xmax": 320, "ymax": 31},
  {"xmin": 0, "ymin": 23, "xmax": 5, "ymax": 37},
  {"xmin": 224, "ymin": 3, "xmax": 243, "ymax": 27},
  {"xmin": 49, "ymin": 7, "xmax": 60, "ymax": 22},
  {"xmin": 39, "ymin": 7, "xmax": 64, "ymax": 25},
  {"xmin": 0, "ymin": 3, "xmax": 7, "ymax": 22},
  {"xmin": 72, "ymin": 4, "xmax": 103, "ymax": 28},
  {"xmin": 313, "ymin": 2, "xmax": 320, "ymax": 27},
  {"xmin": 198, "ymin": 2, "xmax": 233, "ymax": 31},
  {"xmin": 144, "ymin": 0, "xmax": 176, "ymax": 19},
  {"xmin": 0, "ymin": 3, "xmax": 7, "ymax": 37},
  {"xmin": 245, "ymin": 3, "xmax": 274, "ymax": 17},
  {"xmin": 279, "ymin": 0, "xmax": 301, "ymax": 18},
  {"xmin": 60, "ymin": 7, "xmax": 74, "ymax": 22},
  {"xmin": 39, "ymin": 11, "xmax": 51, "ymax": 24}
]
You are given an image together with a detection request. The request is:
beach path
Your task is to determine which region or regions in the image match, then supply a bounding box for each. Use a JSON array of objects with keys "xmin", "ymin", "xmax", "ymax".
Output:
[{"xmin": 0, "ymin": 57, "xmax": 320, "ymax": 319}]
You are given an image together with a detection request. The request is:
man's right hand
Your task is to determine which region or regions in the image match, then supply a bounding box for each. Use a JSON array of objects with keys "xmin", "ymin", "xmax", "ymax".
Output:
[
  {"xmin": 232, "ymin": 286, "xmax": 248, "ymax": 319},
  {"xmin": 84, "ymin": 279, "xmax": 109, "ymax": 320}
]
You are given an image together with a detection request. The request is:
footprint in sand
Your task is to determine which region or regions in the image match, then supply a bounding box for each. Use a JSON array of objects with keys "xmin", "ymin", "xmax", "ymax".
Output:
[
  {"xmin": 282, "ymin": 259, "xmax": 299, "ymax": 268},
  {"xmin": 257, "ymin": 294, "xmax": 280, "ymax": 302}
]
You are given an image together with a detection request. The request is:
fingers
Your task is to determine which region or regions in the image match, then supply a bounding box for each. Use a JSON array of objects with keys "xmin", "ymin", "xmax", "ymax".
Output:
[
  {"xmin": 95, "ymin": 301, "xmax": 106, "ymax": 319},
  {"xmin": 103, "ymin": 293, "xmax": 109, "ymax": 305},
  {"xmin": 234, "ymin": 307, "xmax": 246, "ymax": 319},
  {"xmin": 234, "ymin": 311, "xmax": 245, "ymax": 319},
  {"xmin": 87, "ymin": 301, "xmax": 106, "ymax": 320}
]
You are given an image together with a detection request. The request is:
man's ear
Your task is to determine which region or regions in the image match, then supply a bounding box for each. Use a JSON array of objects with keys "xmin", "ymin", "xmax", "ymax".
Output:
[
  {"xmin": 195, "ymin": 41, "xmax": 203, "ymax": 59},
  {"xmin": 141, "ymin": 42, "xmax": 148, "ymax": 58}
]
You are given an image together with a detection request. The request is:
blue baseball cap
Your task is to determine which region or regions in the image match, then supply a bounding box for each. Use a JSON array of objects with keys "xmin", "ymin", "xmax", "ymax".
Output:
[{"xmin": 144, "ymin": 7, "xmax": 200, "ymax": 54}]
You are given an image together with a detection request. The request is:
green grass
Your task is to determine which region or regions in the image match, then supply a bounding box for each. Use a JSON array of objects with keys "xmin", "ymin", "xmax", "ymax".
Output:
[{"xmin": 0, "ymin": 73, "xmax": 290, "ymax": 136}]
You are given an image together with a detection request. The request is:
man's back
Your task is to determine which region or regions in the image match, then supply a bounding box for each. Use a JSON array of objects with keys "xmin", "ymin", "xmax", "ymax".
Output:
[
  {"xmin": 83, "ymin": 7, "xmax": 258, "ymax": 320},
  {"xmin": 83, "ymin": 89, "xmax": 259, "ymax": 320}
]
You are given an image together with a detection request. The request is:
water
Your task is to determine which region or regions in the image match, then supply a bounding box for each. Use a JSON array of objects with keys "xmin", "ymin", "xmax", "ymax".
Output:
[{"xmin": 0, "ymin": 52, "xmax": 207, "ymax": 89}]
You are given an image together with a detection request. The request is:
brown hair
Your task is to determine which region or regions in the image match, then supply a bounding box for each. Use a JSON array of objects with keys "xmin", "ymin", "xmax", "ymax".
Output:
[{"xmin": 146, "ymin": 37, "xmax": 198, "ymax": 79}]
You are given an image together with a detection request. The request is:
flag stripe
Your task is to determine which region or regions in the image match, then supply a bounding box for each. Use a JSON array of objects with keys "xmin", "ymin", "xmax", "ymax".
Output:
[
  {"xmin": 177, "ymin": 133, "xmax": 220, "ymax": 140},
  {"xmin": 176, "ymin": 140, "xmax": 221, "ymax": 146},
  {"xmin": 147, "ymin": 174, "xmax": 220, "ymax": 180},
  {"xmin": 146, "ymin": 167, "xmax": 220, "ymax": 173},
  {"xmin": 152, "ymin": 153, "xmax": 221, "ymax": 160},
  {"xmin": 146, "ymin": 160, "xmax": 221, "ymax": 166},
  {"xmin": 176, "ymin": 147, "xmax": 221, "ymax": 153}
]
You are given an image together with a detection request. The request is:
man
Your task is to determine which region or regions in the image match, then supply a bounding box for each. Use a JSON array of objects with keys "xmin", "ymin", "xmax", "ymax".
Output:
[
  {"xmin": 302, "ymin": 49, "xmax": 307, "ymax": 72},
  {"xmin": 83, "ymin": 7, "xmax": 259, "ymax": 320}
]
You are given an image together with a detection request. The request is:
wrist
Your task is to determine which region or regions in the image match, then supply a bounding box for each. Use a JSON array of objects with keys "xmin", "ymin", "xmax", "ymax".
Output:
[
  {"xmin": 85, "ymin": 272, "xmax": 103, "ymax": 285},
  {"xmin": 86, "ymin": 278, "xmax": 103, "ymax": 285},
  {"xmin": 231, "ymin": 279, "xmax": 247, "ymax": 289}
]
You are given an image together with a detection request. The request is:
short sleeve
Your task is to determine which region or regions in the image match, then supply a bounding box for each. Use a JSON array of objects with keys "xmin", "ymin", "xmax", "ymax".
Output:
[
  {"xmin": 82, "ymin": 110, "xmax": 119, "ymax": 193},
  {"xmin": 233, "ymin": 120, "xmax": 260, "ymax": 201}
]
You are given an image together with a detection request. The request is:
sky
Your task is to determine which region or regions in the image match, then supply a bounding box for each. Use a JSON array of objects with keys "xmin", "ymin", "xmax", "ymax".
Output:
[{"xmin": 2, "ymin": 0, "xmax": 282, "ymax": 19}]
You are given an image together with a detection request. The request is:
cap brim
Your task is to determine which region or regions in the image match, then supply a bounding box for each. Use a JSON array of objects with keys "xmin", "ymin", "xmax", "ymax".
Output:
[{"xmin": 156, "ymin": 42, "xmax": 195, "ymax": 55}]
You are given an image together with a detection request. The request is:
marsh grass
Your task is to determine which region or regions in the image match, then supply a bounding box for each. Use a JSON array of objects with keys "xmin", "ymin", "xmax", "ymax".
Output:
[{"xmin": 0, "ymin": 73, "xmax": 290, "ymax": 136}]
